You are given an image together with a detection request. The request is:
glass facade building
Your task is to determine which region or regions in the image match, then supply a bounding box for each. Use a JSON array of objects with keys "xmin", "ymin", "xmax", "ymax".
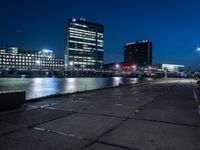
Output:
[
  {"xmin": 0, "ymin": 47, "xmax": 64, "ymax": 71},
  {"xmin": 64, "ymin": 18, "xmax": 104, "ymax": 72},
  {"xmin": 124, "ymin": 40, "xmax": 152, "ymax": 66}
]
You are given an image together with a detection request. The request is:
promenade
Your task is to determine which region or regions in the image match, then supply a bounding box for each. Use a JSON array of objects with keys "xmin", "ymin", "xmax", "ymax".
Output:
[{"xmin": 0, "ymin": 79, "xmax": 200, "ymax": 150}]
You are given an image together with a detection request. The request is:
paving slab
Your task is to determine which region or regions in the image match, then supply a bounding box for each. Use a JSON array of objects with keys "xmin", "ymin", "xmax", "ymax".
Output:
[
  {"xmin": 133, "ymin": 97, "xmax": 200, "ymax": 126},
  {"xmin": 0, "ymin": 128, "xmax": 89, "ymax": 150},
  {"xmin": 83, "ymin": 104, "xmax": 138, "ymax": 117},
  {"xmin": 84, "ymin": 142, "xmax": 127, "ymax": 150},
  {"xmin": 99, "ymin": 119, "xmax": 200, "ymax": 150},
  {"xmin": 87, "ymin": 93, "xmax": 156, "ymax": 108},
  {"xmin": 0, "ymin": 105, "xmax": 36, "ymax": 117},
  {"xmin": 134, "ymin": 108, "xmax": 200, "ymax": 126},
  {"xmin": 37, "ymin": 113, "xmax": 122, "ymax": 140},
  {"xmin": 27, "ymin": 98, "xmax": 65, "ymax": 108},
  {"xmin": 133, "ymin": 80, "xmax": 200, "ymax": 126},
  {"xmin": 145, "ymin": 100, "xmax": 198, "ymax": 110},
  {"xmin": 47, "ymin": 101, "xmax": 96, "ymax": 112},
  {"xmin": 0, "ymin": 108, "xmax": 71, "ymax": 126},
  {"xmin": 0, "ymin": 121, "xmax": 21, "ymax": 136}
]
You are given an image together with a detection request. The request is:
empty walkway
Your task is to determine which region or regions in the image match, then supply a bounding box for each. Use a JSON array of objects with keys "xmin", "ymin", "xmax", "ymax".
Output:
[{"xmin": 0, "ymin": 79, "xmax": 199, "ymax": 150}]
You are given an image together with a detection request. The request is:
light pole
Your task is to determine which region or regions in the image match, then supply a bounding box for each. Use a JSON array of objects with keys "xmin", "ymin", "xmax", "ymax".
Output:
[
  {"xmin": 69, "ymin": 61, "xmax": 74, "ymax": 76},
  {"xmin": 115, "ymin": 64, "xmax": 120, "ymax": 68},
  {"xmin": 115, "ymin": 64, "xmax": 120, "ymax": 76}
]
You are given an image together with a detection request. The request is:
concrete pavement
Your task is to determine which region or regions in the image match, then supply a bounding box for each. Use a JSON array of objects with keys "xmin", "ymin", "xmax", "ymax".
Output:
[{"xmin": 0, "ymin": 79, "xmax": 200, "ymax": 150}]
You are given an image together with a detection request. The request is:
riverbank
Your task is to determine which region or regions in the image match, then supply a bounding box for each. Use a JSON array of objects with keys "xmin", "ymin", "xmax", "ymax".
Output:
[{"xmin": 0, "ymin": 79, "xmax": 199, "ymax": 150}]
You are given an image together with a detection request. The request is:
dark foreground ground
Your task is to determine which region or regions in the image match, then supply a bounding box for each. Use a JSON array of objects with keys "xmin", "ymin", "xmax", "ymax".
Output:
[{"xmin": 0, "ymin": 79, "xmax": 200, "ymax": 150}]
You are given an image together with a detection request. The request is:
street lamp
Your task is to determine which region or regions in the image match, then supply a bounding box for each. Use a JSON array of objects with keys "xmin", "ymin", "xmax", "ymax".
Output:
[
  {"xmin": 69, "ymin": 61, "xmax": 74, "ymax": 76},
  {"xmin": 115, "ymin": 64, "xmax": 120, "ymax": 68},
  {"xmin": 133, "ymin": 65, "xmax": 137, "ymax": 69}
]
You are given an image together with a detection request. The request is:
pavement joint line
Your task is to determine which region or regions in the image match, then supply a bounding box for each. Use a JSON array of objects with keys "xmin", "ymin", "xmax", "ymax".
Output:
[
  {"xmin": 0, "ymin": 108, "xmax": 25, "ymax": 117},
  {"xmin": 82, "ymin": 102, "xmax": 139, "ymax": 149},
  {"xmin": 133, "ymin": 118, "xmax": 200, "ymax": 128},
  {"xmin": 44, "ymin": 107, "xmax": 141, "ymax": 120},
  {"xmin": 0, "ymin": 120, "xmax": 28, "ymax": 138},
  {"xmin": 44, "ymin": 106, "xmax": 80, "ymax": 113},
  {"xmin": 82, "ymin": 118, "xmax": 128, "ymax": 149},
  {"xmin": 43, "ymin": 103, "xmax": 143, "ymax": 119},
  {"xmin": 74, "ymin": 100, "xmax": 97, "ymax": 104},
  {"xmin": 96, "ymin": 141, "xmax": 140, "ymax": 150},
  {"xmin": 190, "ymin": 79, "xmax": 200, "ymax": 117},
  {"xmin": 69, "ymin": 111, "xmax": 131, "ymax": 120},
  {"xmin": 33, "ymin": 127, "xmax": 80, "ymax": 139},
  {"xmin": 42, "ymin": 81, "xmax": 181, "ymax": 121},
  {"xmin": 27, "ymin": 111, "xmax": 76, "ymax": 128},
  {"xmin": 0, "ymin": 128, "xmax": 21, "ymax": 138},
  {"xmin": 39, "ymin": 102, "xmax": 58, "ymax": 108},
  {"xmin": 133, "ymin": 79, "xmax": 180, "ymax": 110}
]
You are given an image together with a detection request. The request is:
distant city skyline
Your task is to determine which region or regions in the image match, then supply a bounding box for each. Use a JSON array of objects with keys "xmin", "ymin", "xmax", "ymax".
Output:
[{"xmin": 1, "ymin": 0, "xmax": 200, "ymax": 70}]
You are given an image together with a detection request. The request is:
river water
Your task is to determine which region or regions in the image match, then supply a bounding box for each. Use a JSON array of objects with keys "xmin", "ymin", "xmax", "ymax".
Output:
[{"xmin": 0, "ymin": 77, "xmax": 139, "ymax": 100}]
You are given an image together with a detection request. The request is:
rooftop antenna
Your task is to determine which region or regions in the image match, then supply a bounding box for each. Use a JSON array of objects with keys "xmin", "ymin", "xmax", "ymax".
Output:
[
  {"xmin": 80, "ymin": 11, "xmax": 86, "ymax": 21},
  {"xmin": 80, "ymin": 17, "xmax": 86, "ymax": 21}
]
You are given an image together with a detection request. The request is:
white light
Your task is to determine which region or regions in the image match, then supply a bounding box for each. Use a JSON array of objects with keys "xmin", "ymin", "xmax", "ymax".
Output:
[
  {"xmin": 42, "ymin": 49, "xmax": 53, "ymax": 53},
  {"xmin": 72, "ymin": 18, "xmax": 77, "ymax": 22},
  {"xmin": 36, "ymin": 60, "xmax": 41, "ymax": 65},
  {"xmin": 116, "ymin": 64, "xmax": 120, "ymax": 68},
  {"xmin": 133, "ymin": 65, "xmax": 136, "ymax": 69},
  {"xmin": 197, "ymin": 48, "xmax": 200, "ymax": 51},
  {"xmin": 69, "ymin": 61, "xmax": 73, "ymax": 66},
  {"xmin": 126, "ymin": 42, "xmax": 136, "ymax": 46}
]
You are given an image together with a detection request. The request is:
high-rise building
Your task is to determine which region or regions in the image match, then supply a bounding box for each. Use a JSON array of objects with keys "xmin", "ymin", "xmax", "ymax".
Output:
[
  {"xmin": 64, "ymin": 18, "xmax": 104, "ymax": 72},
  {"xmin": 124, "ymin": 40, "xmax": 152, "ymax": 66}
]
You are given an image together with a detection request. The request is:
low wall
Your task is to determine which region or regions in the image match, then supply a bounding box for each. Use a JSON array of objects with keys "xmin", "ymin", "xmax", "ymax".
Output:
[{"xmin": 0, "ymin": 91, "xmax": 25, "ymax": 110}]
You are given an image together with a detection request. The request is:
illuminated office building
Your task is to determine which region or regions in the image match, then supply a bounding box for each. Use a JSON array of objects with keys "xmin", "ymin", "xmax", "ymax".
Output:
[
  {"xmin": 0, "ymin": 47, "xmax": 64, "ymax": 71},
  {"xmin": 124, "ymin": 40, "xmax": 152, "ymax": 66},
  {"xmin": 64, "ymin": 18, "xmax": 104, "ymax": 71}
]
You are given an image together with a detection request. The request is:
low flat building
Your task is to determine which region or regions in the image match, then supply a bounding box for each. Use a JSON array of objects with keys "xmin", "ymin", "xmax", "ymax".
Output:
[
  {"xmin": 0, "ymin": 46, "xmax": 64, "ymax": 71},
  {"xmin": 153, "ymin": 64, "xmax": 184, "ymax": 72}
]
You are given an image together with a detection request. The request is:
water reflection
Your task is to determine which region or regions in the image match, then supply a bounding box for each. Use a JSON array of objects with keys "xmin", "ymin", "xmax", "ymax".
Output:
[{"xmin": 0, "ymin": 77, "xmax": 139, "ymax": 100}]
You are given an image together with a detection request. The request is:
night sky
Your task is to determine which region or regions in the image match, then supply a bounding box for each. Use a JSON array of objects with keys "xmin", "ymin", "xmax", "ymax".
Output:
[{"xmin": 1, "ymin": 0, "xmax": 200, "ymax": 70}]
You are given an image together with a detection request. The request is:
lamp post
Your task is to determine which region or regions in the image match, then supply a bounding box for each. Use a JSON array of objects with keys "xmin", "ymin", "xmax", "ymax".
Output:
[
  {"xmin": 69, "ymin": 61, "xmax": 74, "ymax": 77},
  {"xmin": 115, "ymin": 64, "xmax": 120, "ymax": 76},
  {"xmin": 115, "ymin": 64, "xmax": 120, "ymax": 68}
]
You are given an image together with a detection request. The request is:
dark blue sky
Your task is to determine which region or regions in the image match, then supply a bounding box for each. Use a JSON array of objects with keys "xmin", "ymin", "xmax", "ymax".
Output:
[{"xmin": 1, "ymin": 0, "xmax": 200, "ymax": 70}]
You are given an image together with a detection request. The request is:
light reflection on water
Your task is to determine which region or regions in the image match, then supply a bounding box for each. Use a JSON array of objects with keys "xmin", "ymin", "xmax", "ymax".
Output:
[{"xmin": 0, "ymin": 77, "xmax": 139, "ymax": 100}]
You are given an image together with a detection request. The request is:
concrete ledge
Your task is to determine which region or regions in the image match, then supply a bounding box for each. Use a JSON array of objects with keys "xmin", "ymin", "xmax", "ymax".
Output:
[
  {"xmin": 27, "ymin": 78, "xmax": 167, "ymax": 103},
  {"xmin": 0, "ymin": 91, "xmax": 25, "ymax": 110},
  {"xmin": 27, "ymin": 81, "xmax": 149, "ymax": 102}
]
